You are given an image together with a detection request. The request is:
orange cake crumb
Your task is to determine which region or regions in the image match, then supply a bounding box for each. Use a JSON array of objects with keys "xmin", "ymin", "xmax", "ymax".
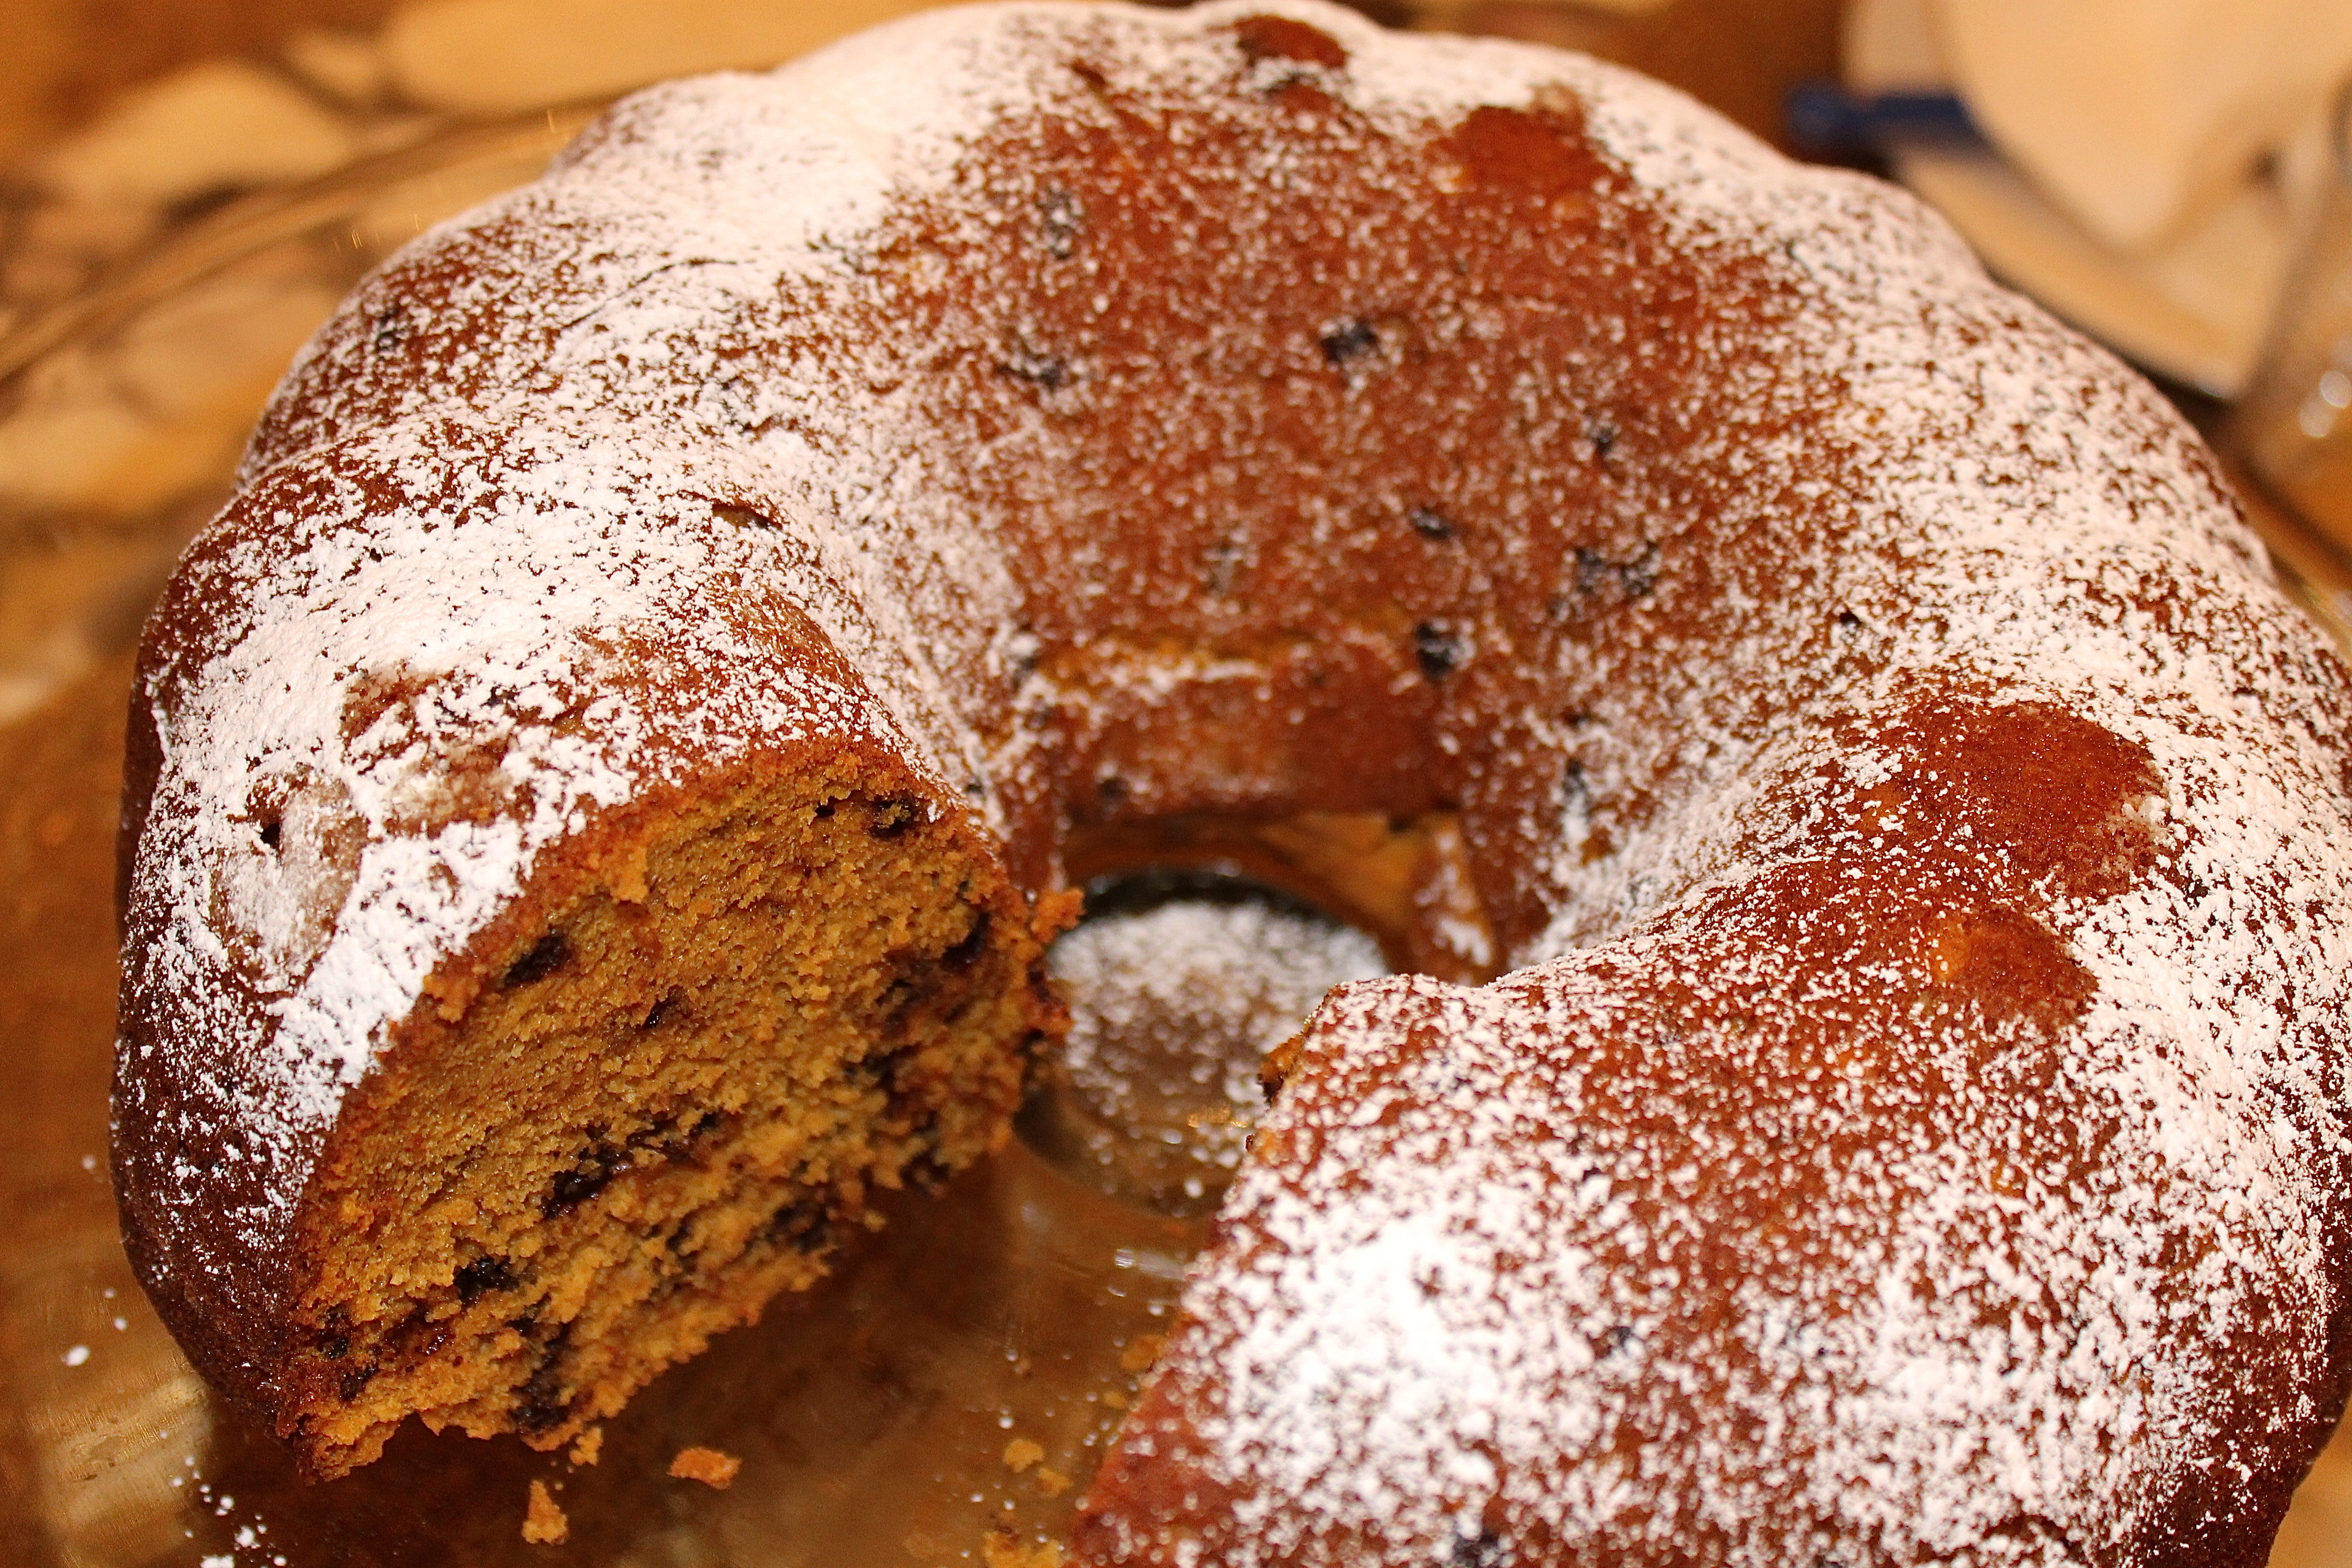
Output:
[
  {"xmin": 1002, "ymin": 1436, "xmax": 1044, "ymax": 1473},
  {"xmin": 983, "ymin": 1529, "xmax": 1063, "ymax": 1568},
  {"xmin": 669, "ymin": 1445, "xmax": 741, "ymax": 1488},
  {"xmin": 568, "ymin": 1426, "xmax": 603, "ymax": 1467},
  {"xmin": 522, "ymin": 1479, "xmax": 568, "ymax": 1544}
]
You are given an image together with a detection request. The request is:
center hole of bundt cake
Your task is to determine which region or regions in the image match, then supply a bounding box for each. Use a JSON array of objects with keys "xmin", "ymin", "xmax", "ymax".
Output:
[{"xmin": 1019, "ymin": 867, "xmax": 1386, "ymax": 1218}]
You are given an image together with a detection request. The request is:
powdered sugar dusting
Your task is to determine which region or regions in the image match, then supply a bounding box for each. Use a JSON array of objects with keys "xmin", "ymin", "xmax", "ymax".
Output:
[
  {"xmin": 1050, "ymin": 900, "xmax": 1385, "ymax": 1155},
  {"xmin": 111, "ymin": 2, "xmax": 2352, "ymax": 1558}
]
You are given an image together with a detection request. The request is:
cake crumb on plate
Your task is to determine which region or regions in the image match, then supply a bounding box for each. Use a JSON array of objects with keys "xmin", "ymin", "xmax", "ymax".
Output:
[
  {"xmin": 983, "ymin": 1529, "xmax": 1063, "ymax": 1568},
  {"xmin": 669, "ymin": 1446, "xmax": 740, "ymax": 1488},
  {"xmin": 522, "ymin": 1479, "xmax": 567, "ymax": 1544}
]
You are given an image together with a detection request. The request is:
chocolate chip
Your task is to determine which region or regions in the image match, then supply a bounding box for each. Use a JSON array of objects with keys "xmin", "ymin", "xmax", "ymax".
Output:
[
  {"xmin": 711, "ymin": 501, "xmax": 778, "ymax": 530},
  {"xmin": 1574, "ymin": 548, "xmax": 1611, "ymax": 595},
  {"xmin": 543, "ymin": 1168, "xmax": 607, "ymax": 1216},
  {"xmin": 454, "ymin": 1255, "xmax": 515, "ymax": 1304},
  {"xmin": 1572, "ymin": 544, "xmax": 1657, "ymax": 603},
  {"xmin": 868, "ymin": 977, "xmax": 923, "ymax": 1033},
  {"xmin": 943, "ymin": 907, "xmax": 992, "ymax": 970},
  {"xmin": 766, "ymin": 1198, "xmax": 833, "ymax": 1254},
  {"xmin": 852, "ymin": 1041, "xmax": 912, "ymax": 1091},
  {"xmin": 1560, "ymin": 760, "xmax": 1590, "ymax": 812},
  {"xmin": 640, "ymin": 988, "xmax": 683, "ymax": 1031},
  {"xmin": 514, "ymin": 1384, "xmax": 569, "ymax": 1433},
  {"xmin": 1319, "ymin": 318, "xmax": 1379, "ymax": 365},
  {"xmin": 997, "ymin": 340, "xmax": 1071, "ymax": 390},
  {"xmin": 542, "ymin": 1136, "xmax": 626, "ymax": 1218},
  {"xmin": 905, "ymin": 1145, "xmax": 954, "ymax": 1194},
  {"xmin": 512, "ymin": 1326, "xmax": 573, "ymax": 1431},
  {"xmin": 337, "ymin": 1362, "xmax": 380, "ymax": 1402},
  {"xmin": 1407, "ymin": 506, "xmax": 1456, "ymax": 542},
  {"xmin": 1038, "ymin": 188, "xmax": 1084, "ymax": 259},
  {"xmin": 1619, "ymin": 545, "xmax": 1657, "ymax": 600},
  {"xmin": 1201, "ymin": 537, "xmax": 1245, "ymax": 595},
  {"xmin": 624, "ymin": 1108, "xmax": 720, "ymax": 1162},
  {"xmin": 1413, "ymin": 622, "xmax": 1465, "ymax": 680},
  {"xmin": 868, "ymin": 795, "xmax": 923, "ymax": 839},
  {"xmin": 503, "ymin": 932, "xmax": 570, "ymax": 988},
  {"xmin": 1449, "ymin": 1529, "xmax": 1510, "ymax": 1568}
]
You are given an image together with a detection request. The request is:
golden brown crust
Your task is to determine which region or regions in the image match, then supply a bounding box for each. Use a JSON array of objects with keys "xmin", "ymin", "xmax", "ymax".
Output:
[{"xmin": 111, "ymin": 2, "xmax": 2352, "ymax": 1556}]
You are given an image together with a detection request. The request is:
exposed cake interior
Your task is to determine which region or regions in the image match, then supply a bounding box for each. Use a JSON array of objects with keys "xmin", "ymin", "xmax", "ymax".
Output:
[{"xmin": 274, "ymin": 757, "xmax": 1049, "ymax": 1477}]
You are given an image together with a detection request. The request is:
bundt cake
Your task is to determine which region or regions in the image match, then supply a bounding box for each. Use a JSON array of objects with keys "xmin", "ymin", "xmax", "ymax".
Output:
[{"xmin": 113, "ymin": 1, "xmax": 2352, "ymax": 1562}]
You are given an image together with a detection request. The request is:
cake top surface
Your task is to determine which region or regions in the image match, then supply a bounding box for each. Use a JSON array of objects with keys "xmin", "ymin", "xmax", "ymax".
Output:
[
  {"xmin": 133, "ymin": 0, "xmax": 2026, "ymax": 1204},
  {"xmin": 135, "ymin": 0, "xmax": 2328, "ymax": 1139}
]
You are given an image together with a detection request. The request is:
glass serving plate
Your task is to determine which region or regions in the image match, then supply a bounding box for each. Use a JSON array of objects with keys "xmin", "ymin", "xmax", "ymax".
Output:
[{"xmin": 4, "ymin": 100, "xmax": 2352, "ymax": 1568}]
